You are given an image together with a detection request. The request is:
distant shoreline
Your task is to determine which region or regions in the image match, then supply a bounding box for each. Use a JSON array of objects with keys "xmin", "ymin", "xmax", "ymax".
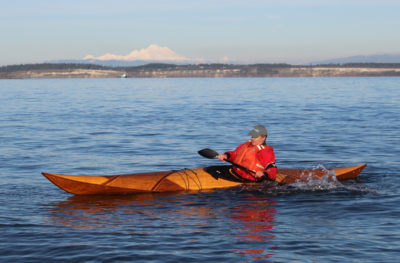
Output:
[{"xmin": 1, "ymin": 62, "xmax": 400, "ymax": 79}]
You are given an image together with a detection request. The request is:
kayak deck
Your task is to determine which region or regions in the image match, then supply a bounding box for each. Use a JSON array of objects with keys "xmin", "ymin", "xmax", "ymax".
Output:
[{"xmin": 42, "ymin": 164, "xmax": 367, "ymax": 195}]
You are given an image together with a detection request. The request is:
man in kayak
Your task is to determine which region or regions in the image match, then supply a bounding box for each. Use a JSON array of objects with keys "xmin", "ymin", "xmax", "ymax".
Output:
[{"xmin": 217, "ymin": 124, "xmax": 277, "ymax": 181}]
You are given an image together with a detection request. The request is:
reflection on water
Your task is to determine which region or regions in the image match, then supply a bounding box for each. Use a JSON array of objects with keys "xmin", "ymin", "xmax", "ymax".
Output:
[
  {"xmin": 46, "ymin": 192, "xmax": 277, "ymax": 261},
  {"xmin": 230, "ymin": 195, "xmax": 276, "ymax": 260},
  {"xmin": 47, "ymin": 193, "xmax": 170, "ymax": 230},
  {"xmin": 44, "ymin": 182, "xmax": 370, "ymax": 261}
]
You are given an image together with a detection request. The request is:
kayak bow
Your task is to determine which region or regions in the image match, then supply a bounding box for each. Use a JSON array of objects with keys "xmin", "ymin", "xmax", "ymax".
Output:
[{"xmin": 42, "ymin": 164, "xmax": 367, "ymax": 195}]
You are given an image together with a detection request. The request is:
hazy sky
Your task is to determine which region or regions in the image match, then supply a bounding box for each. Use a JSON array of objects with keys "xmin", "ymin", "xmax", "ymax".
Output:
[{"xmin": 1, "ymin": 0, "xmax": 400, "ymax": 65}]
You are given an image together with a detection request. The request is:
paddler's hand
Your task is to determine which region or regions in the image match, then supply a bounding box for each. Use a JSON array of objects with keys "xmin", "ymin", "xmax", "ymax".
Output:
[
  {"xmin": 217, "ymin": 154, "xmax": 227, "ymax": 162},
  {"xmin": 255, "ymin": 171, "xmax": 265, "ymax": 178}
]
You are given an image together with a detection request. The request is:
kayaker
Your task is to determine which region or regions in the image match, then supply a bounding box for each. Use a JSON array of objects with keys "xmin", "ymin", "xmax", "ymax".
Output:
[{"xmin": 217, "ymin": 124, "xmax": 277, "ymax": 181}]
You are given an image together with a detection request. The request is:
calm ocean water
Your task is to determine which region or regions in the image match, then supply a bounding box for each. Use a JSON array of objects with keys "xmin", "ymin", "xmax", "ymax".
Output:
[{"xmin": 1, "ymin": 77, "xmax": 399, "ymax": 262}]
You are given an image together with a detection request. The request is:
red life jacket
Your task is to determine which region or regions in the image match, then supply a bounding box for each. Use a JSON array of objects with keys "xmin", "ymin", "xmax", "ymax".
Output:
[{"xmin": 233, "ymin": 141, "xmax": 267, "ymax": 180}]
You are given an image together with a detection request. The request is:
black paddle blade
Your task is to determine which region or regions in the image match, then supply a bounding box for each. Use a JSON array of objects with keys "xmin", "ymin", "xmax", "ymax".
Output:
[{"xmin": 198, "ymin": 148, "xmax": 219, "ymax": 159}]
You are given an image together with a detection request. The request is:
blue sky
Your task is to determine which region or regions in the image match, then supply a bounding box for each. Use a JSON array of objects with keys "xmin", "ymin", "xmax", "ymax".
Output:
[{"xmin": 1, "ymin": 0, "xmax": 400, "ymax": 65}]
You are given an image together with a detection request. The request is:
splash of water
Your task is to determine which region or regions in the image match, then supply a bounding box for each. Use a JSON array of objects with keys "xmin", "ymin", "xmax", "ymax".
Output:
[
  {"xmin": 291, "ymin": 164, "xmax": 340, "ymax": 191},
  {"xmin": 242, "ymin": 164, "xmax": 376, "ymax": 195}
]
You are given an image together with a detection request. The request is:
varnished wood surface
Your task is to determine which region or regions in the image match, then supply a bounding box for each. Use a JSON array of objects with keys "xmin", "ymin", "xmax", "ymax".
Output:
[{"xmin": 42, "ymin": 164, "xmax": 367, "ymax": 195}]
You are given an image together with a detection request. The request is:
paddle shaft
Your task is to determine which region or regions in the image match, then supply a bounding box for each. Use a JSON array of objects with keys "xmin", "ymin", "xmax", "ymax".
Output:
[{"xmin": 223, "ymin": 159, "xmax": 256, "ymax": 174}]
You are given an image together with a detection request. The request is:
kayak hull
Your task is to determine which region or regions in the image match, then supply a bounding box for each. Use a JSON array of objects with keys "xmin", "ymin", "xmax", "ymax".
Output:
[{"xmin": 42, "ymin": 164, "xmax": 367, "ymax": 195}]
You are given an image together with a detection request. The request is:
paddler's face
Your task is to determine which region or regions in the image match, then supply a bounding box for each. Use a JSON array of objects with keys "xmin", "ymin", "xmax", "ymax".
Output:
[{"xmin": 251, "ymin": 136, "xmax": 266, "ymax": 146}]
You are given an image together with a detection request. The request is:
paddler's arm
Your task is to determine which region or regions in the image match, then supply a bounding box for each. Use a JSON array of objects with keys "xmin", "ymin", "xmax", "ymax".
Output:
[
  {"xmin": 218, "ymin": 143, "xmax": 246, "ymax": 163},
  {"xmin": 263, "ymin": 163, "xmax": 277, "ymax": 181},
  {"xmin": 257, "ymin": 147, "xmax": 277, "ymax": 181}
]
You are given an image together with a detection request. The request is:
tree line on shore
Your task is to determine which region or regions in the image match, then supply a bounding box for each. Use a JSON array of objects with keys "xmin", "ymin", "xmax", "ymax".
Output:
[{"xmin": 2, "ymin": 62, "xmax": 400, "ymax": 73}]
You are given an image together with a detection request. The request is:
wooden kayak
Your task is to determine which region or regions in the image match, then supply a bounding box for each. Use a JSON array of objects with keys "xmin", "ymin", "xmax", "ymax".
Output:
[{"xmin": 42, "ymin": 164, "xmax": 366, "ymax": 195}]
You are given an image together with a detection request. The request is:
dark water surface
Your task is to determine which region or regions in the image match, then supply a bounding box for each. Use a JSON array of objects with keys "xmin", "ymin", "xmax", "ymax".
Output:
[{"xmin": 1, "ymin": 78, "xmax": 399, "ymax": 262}]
